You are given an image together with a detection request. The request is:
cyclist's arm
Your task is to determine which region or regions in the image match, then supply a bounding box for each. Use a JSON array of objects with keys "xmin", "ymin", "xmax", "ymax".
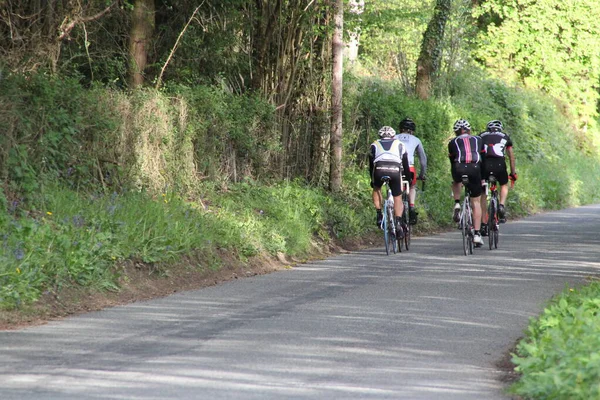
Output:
[
  {"xmin": 478, "ymin": 136, "xmax": 486, "ymax": 164},
  {"xmin": 448, "ymin": 141, "xmax": 455, "ymax": 165},
  {"xmin": 402, "ymin": 152, "xmax": 410, "ymax": 178},
  {"xmin": 368, "ymin": 145, "xmax": 376, "ymax": 177},
  {"xmin": 506, "ymin": 146, "xmax": 516, "ymax": 174},
  {"xmin": 416, "ymin": 143, "xmax": 427, "ymax": 178}
]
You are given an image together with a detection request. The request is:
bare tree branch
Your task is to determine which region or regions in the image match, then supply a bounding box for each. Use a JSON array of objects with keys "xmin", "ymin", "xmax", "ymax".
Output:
[
  {"xmin": 58, "ymin": 2, "xmax": 117, "ymax": 41},
  {"xmin": 155, "ymin": 1, "xmax": 205, "ymax": 89}
]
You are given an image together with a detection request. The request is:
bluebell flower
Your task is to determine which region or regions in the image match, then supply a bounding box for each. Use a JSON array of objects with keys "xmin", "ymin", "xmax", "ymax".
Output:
[
  {"xmin": 72, "ymin": 215, "xmax": 85, "ymax": 227},
  {"xmin": 14, "ymin": 248, "xmax": 24, "ymax": 260}
]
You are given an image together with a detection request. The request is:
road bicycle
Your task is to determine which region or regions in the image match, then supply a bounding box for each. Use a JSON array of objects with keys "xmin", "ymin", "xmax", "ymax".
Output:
[
  {"xmin": 400, "ymin": 179, "xmax": 411, "ymax": 251},
  {"xmin": 380, "ymin": 176, "xmax": 398, "ymax": 255},
  {"xmin": 459, "ymin": 175, "xmax": 474, "ymax": 255},
  {"xmin": 484, "ymin": 173, "xmax": 500, "ymax": 250}
]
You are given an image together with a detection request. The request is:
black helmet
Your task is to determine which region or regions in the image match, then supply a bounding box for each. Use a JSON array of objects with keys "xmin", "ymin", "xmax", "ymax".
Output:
[
  {"xmin": 453, "ymin": 119, "xmax": 471, "ymax": 134},
  {"xmin": 399, "ymin": 118, "xmax": 416, "ymax": 132},
  {"xmin": 486, "ymin": 120, "xmax": 503, "ymax": 132}
]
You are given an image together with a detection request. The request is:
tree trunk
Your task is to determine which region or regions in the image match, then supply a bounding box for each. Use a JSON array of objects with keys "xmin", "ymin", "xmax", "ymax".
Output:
[
  {"xmin": 128, "ymin": 0, "xmax": 155, "ymax": 88},
  {"xmin": 329, "ymin": 0, "xmax": 343, "ymax": 192},
  {"xmin": 415, "ymin": 0, "xmax": 451, "ymax": 100}
]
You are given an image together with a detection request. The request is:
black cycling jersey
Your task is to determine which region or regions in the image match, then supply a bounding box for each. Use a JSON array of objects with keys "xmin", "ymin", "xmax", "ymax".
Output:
[
  {"xmin": 479, "ymin": 131, "xmax": 513, "ymax": 158},
  {"xmin": 448, "ymin": 134, "xmax": 485, "ymax": 164}
]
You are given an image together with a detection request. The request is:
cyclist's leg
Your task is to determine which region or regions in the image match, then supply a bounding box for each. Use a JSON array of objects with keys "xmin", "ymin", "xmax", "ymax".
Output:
[
  {"xmin": 492, "ymin": 159, "xmax": 510, "ymax": 219},
  {"xmin": 393, "ymin": 194, "xmax": 403, "ymax": 217},
  {"xmin": 452, "ymin": 163, "xmax": 466, "ymax": 222},
  {"xmin": 371, "ymin": 164, "xmax": 386, "ymax": 226},
  {"xmin": 372, "ymin": 188, "xmax": 383, "ymax": 226},
  {"xmin": 408, "ymin": 166, "xmax": 417, "ymax": 204},
  {"xmin": 480, "ymin": 190, "xmax": 488, "ymax": 228},
  {"xmin": 372, "ymin": 188, "xmax": 382, "ymax": 209},
  {"xmin": 466, "ymin": 163, "xmax": 483, "ymax": 232},
  {"xmin": 389, "ymin": 172, "xmax": 405, "ymax": 238},
  {"xmin": 471, "ymin": 195, "xmax": 482, "ymax": 231},
  {"xmin": 407, "ymin": 166, "xmax": 418, "ymax": 224},
  {"xmin": 500, "ymin": 183, "xmax": 509, "ymax": 206}
]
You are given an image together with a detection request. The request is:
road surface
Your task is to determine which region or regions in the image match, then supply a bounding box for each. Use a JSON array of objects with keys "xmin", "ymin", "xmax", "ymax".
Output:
[{"xmin": 1, "ymin": 205, "xmax": 599, "ymax": 399}]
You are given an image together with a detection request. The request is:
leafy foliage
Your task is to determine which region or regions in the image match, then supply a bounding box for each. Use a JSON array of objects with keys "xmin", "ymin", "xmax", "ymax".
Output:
[
  {"xmin": 344, "ymin": 68, "xmax": 600, "ymax": 225},
  {"xmin": 511, "ymin": 282, "xmax": 600, "ymax": 399},
  {"xmin": 473, "ymin": 0, "xmax": 600, "ymax": 128}
]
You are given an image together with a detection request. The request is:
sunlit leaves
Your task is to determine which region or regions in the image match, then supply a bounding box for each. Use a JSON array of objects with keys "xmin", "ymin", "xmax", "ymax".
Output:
[{"xmin": 474, "ymin": 0, "xmax": 600, "ymax": 126}]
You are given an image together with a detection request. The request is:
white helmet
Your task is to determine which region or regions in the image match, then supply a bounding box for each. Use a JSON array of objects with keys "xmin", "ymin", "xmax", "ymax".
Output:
[
  {"xmin": 453, "ymin": 119, "xmax": 471, "ymax": 134},
  {"xmin": 378, "ymin": 126, "xmax": 396, "ymax": 139},
  {"xmin": 486, "ymin": 120, "xmax": 503, "ymax": 132}
]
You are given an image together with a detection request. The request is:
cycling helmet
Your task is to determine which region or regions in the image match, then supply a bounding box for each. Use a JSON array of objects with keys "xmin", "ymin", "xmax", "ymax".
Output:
[
  {"xmin": 486, "ymin": 120, "xmax": 503, "ymax": 132},
  {"xmin": 453, "ymin": 119, "xmax": 471, "ymax": 134},
  {"xmin": 378, "ymin": 126, "xmax": 396, "ymax": 138},
  {"xmin": 399, "ymin": 118, "xmax": 416, "ymax": 132}
]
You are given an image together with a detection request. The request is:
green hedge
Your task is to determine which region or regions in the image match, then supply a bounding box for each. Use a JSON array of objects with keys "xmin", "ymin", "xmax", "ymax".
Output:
[{"xmin": 511, "ymin": 282, "xmax": 600, "ymax": 399}]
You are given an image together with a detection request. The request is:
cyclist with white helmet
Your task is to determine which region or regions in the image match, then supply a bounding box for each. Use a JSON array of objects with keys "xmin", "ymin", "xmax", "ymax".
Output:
[
  {"xmin": 370, "ymin": 126, "xmax": 411, "ymax": 238},
  {"xmin": 395, "ymin": 118, "xmax": 427, "ymax": 225},
  {"xmin": 448, "ymin": 119, "xmax": 486, "ymax": 246},
  {"xmin": 479, "ymin": 120, "xmax": 517, "ymax": 233}
]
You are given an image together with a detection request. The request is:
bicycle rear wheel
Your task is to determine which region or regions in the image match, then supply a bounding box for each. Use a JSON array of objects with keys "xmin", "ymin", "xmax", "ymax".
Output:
[
  {"xmin": 383, "ymin": 204, "xmax": 390, "ymax": 255},
  {"xmin": 404, "ymin": 207, "xmax": 411, "ymax": 251},
  {"xmin": 493, "ymin": 222, "xmax": 499, "ymax": 249},
  {"xmin": 388, "ymin": 205, "xmax": 398, "ymax": 254},
  {"xmin": 488, "ymin": 200, "xmax": 495, "ymax": 250},
  {"xmin": 467, "ymin": 206, "xmax": 474, "ymax": 254},
  {"xmin": 390, "ymin": 226, "xmax": 398, "ymax": 254},
  {"xmin": 461, "ymin": 201, "xmax": 469, "ymax": 256}
]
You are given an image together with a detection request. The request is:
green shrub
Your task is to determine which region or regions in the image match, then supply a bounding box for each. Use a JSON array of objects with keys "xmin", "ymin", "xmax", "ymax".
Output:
[{"xmin": 511, "ymin": 282, "xmax": 600, "ymax": 399}]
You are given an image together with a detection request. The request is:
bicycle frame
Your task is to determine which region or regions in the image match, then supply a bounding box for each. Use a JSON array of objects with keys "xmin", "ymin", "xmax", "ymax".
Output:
[{"xmin": 380, "ymin": 177, "xmax": 398, "ymax": 255}]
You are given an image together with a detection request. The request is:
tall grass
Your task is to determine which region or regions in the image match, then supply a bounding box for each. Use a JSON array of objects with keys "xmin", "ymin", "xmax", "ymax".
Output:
[{"xmin": 0, "ymin": 178, "xmax": 373, "ymax": 309}]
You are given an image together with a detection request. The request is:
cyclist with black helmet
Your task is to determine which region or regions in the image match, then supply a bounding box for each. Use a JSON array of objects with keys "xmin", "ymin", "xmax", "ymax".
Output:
[
  {"xmin": 448, "ymin": 119, "xmax": 486, "ymax": 246},
  {"xmin": 479, "ymin": 120, "xmax": 517, "ymax": 232},
  {"xmin": 395, "ymin": 118, "xmax": 427, "ymax": 225},
  {"xmin": 370, "ymin": 126, "xmax": 411, "ymax": 238}
]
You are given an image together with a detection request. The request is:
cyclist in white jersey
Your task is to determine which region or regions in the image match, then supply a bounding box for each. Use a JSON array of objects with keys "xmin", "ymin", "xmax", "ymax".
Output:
[
  {"xmin": 369, "ymin": 126, "xmax": 410, "ymax": 238},
  {"xmin": 394, "ymin": 118, "xmax": 427, "ymax": 225}
]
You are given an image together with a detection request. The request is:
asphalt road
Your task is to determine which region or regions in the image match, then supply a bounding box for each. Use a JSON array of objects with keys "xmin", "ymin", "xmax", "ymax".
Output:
[{"xmin": 1, "ymin": 205, "xmax": 600, "ymax": 400}]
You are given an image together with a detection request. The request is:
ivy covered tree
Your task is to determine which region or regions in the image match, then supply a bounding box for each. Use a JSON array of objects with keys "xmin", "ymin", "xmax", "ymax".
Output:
[{"xmin": 415, "ymin": 0, "xmax": 451, "ymax": 99}]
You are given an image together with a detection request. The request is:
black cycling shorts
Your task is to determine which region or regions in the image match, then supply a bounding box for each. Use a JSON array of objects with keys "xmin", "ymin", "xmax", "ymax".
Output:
[
  {"xmin": 372, "ymin": 162, "xmax": 402, "ymax": 196},
  {"xmin": 482, "ymin": 158, "xmax": 509, "ymax": 185},
  {"xmin": 451, "ymin": 162, "xmax": 483, "ymax": 197}
]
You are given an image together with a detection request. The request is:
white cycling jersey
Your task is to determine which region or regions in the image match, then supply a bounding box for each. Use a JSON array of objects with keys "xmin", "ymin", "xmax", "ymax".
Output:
[
  {"xmin": 371, "ymin": 138, "xmax": 406, "ymax": 164},
  {"xmin": 395, "ymin": 133, "xmax": 427, "ymax": 174}
]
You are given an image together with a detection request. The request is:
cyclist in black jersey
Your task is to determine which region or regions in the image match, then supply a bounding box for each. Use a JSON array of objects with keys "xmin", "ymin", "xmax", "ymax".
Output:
[
  {"xmin": 370, "ymin": 126, "xmax": 411, "ymax": 238},
  {"xmin": 478, "ymin": 120, "xmax": 517, "ymax": 232},
  {"xmin": 448, "ymin": 119, "xmax": 486, "ymax": 246}
]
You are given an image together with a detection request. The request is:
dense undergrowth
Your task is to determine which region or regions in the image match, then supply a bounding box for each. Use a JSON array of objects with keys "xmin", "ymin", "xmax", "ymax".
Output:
[
  {"xmin": 510, "ymin": 281, "xmax": 600, "ymax": 399},
  {"xmin": 2, "ymin": 69, "xmax": 600, "ymax": 397},
  {"xmin": 0, "ymin": 177, "xmax": 373, "ymax": 309}
]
